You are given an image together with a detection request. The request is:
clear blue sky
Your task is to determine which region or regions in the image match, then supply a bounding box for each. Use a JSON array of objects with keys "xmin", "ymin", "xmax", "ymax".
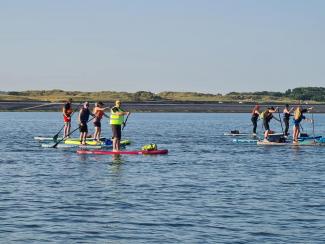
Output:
[{"xmin": 0, "ymin": 0, "xmax": 324, "ymax": 94}]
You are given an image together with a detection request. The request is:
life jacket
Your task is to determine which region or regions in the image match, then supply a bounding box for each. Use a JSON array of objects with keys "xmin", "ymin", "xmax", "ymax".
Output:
[
  {"xmin": 261, "ymin": 109, "xmax": 273, "ymax": 121},
  {"xmin": 93, "ymin": 107, "xmax": 104, "ymax": 120},
  {"xmin": 142, "ymin": 144, "xmax": 158, "ymax": 151},
  {"xmin": 110, "ymin": 107, "xmax": 124, "ymax": 125},
  {"xmin": 259, "ymin": 110, "xmax": 267, "ymax": 120},
  {"xmin": 294, "ymin": 108, "xmax": 302, "ymax": 120}
]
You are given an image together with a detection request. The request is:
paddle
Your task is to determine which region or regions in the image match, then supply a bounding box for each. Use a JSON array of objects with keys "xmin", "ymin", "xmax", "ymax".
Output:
[
  {"xmin": 52, "ymin": 116, "xmax": 95, "ymax": 148},
  {"xmin": 277, "ymin": 109, "xmax": 284, "ymax": 135},
  {"xmin": 122, "ymin": 112, "xmax": 131, "ymax": 131},
  {"xmin": 53, "ymin": 124, "xmax": 65, "ymax": 142},
  {"xmin": 53, "ymin": 102, "xmax": 83, "ymax": 142},
  {"xmin": 312, "ymin": 109, "xmax": 316, "ymax": 142},
  {"xmin": 23, "ymin": 102, "xmax": 62, "ymax": 110}
]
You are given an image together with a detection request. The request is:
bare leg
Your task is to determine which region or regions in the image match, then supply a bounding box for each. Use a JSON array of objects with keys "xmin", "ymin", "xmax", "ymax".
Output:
[
  {"xmin": 94, "ymin": 127, "xmax": 99, "ymax": 140},
  {"xmin": 116, "ymin": 139, "xmax": 121, "ymax": 151},
  {"xmin": 81, "ymin": 132, "xmax": 87, "ymax": 144},
  {"xmin": 97, "ymin": 127, "xmax": 101, "ymax": 141},
  {"xmin": 112, "ymin": 138, "xmax": 118, "ymax": 151},
  {"xmin": 293, "ymin": 125, "xmax": 299, "ymax": 142}
]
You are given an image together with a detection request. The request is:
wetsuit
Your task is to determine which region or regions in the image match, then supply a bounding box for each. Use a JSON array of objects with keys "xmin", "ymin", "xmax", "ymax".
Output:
[
  {"xmin": 283, "ymin": 111, "xmax": 291, "ymax": 136},
  {"xmin": 263, "ymin": 111, "xmax": 273, "ymax": 131},
  {"xmin": 79, "ymin": 107, "xmax": 90, "ymax": 133},
  {"xmin": 251, "ymin": 112, "xmax": 259, "ymax": 134}
]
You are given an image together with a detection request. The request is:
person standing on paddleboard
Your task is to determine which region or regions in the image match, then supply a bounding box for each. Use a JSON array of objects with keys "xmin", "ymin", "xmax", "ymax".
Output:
[
  {"xmin": 110, "ymin": 100, "xmax": 130, "ymax": 151},
  {"xmin": 78, "ymin": 102, "xmax": 95, "ymax": 145},
  {"xmin": 251, "ymin": 105, "xmax": 260, "ymax": 135},
  {"xmin": 63, "ymin": 98, "xmax": 73, "ymax": 138},
  {"xmin": 262, "ymin": 107, "xmax": 278, "ymax": 142},
  {"xmin": 92, "ymin": 102, "xmax": 109, "ymax": 142},
  {"xmin": 283, "ymin": 104, "xmax": 294, "ymax": 137},
  {"xmin": 292, "ymin": 106, "xmax": 313, "ymax": 143}
]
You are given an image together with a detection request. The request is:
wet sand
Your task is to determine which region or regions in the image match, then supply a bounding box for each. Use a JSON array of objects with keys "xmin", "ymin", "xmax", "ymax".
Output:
[{"xmin": 1, "ymin": 101, "xmax": 325, "ymax": 113}]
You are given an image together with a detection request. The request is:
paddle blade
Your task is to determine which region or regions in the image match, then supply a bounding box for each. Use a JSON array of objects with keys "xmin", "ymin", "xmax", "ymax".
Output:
[{"xmin": 53, "ymin": 134, "xmax": 59, "ymax": 142}]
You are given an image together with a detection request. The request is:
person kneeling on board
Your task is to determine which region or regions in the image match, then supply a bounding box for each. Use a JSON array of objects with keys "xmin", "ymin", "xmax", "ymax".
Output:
[
  {"xmin": 292, "ymin": 106, "xmax": 313, "ymax": 143},
  {"xmin": 261, "ymin": 107, "xmax": 278, "ymax": 142},
  {"xmin": 78, "ymin": 102, "xmax": 95, "ymax": 145},
  {"xmin": 110, "ymin": 100, "xmax": 130, "ymax": 151}
]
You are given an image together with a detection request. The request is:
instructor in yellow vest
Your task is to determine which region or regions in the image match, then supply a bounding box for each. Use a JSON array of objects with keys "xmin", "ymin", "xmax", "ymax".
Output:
[{"xmin": 110, "ymin": 100, "xmax": 129, "ymax": 151}]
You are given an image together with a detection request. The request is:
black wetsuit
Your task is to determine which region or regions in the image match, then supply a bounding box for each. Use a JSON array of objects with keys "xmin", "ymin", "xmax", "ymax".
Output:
[
  {"xmin": 79, "ymin": 108, "xmax": 90, "ymax": 133},
  {"xmin": 263, "ymin": 111, "xmax": 273, "ymax": 131},
  {"xmin": 283, "ymin": 111, "xmax": 291, "ymax": 136},
  {"xmin": 251, "ymin": 112, "xmax": 259, "ymax": 134}
]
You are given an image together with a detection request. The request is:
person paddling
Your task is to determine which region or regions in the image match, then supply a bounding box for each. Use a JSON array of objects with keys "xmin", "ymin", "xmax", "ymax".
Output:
[
  {"xmin": 63, "ymin": 98, "xmax": 73, "ymax": 138},
  {"xmin": 251, "ymin": 105, "xmax": 260, "ymax": 135},
  {"xmin": 92, "ymin": 102, "xmax": 109, "ymax": 142},
  {"xmin": 262, "ymin": 107, "xmax": 278, "ymax": 142},
  {"xmin": 78, "ymin": 102, "xmax": 94, "ymax": 145},
  {"xmin": 292, "ymin": 106, "xmax": 313, "ymax": 143},
  {"xmin": 110, "ymin": 100, "xmax": 130, "ymax": 151},
  {"xmin": 283, "ymin": 104, "xmax": 294, "ymax": 137}
]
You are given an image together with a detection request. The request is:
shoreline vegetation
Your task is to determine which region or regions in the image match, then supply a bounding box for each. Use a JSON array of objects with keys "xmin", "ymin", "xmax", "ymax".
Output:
[{"xmin": 1, "ymin": 87, "xmax": 325, "ymax": 112}]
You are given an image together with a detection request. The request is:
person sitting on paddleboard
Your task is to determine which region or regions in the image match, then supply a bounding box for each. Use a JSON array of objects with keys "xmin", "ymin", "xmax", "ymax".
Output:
[
  {"xmin": 93, "ymin": 101, "xmax": 109, "ymax": 142},
  {"xmin": 110, "ymin": 100, "xmax": 129, "ymax": 151},
  {"xmin": 251, "ymin": 105, "xmax": 260, "ymax": 135},
  {"xmin": 262, "ymin": 106, "xmax": 278, "ymax": 141},
  {"xmin": 63, "ymin": 98, "xmax": 73, "ymax": 138},
  {"xmin": 283, "ymin": 104, "xmax": 294, "ymax": 137},
  {"xmin": 78, "ymin": 102, "xmax": 95, "ymax": 145},
  {"xmin": 292, "ymin": 106, "xmax": 313, "ymax": 143}
]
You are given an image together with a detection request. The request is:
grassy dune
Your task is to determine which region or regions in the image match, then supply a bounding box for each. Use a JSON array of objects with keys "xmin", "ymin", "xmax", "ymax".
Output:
[{"xmin": 1, "ymin": 87, "xmax": 325, "ymax": 104}]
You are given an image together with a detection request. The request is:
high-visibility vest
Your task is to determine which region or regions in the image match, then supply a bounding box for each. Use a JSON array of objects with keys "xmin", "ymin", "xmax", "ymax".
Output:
[{"xmin": 110, "ymin": 107, "xmax": 124, "ymax": 125}]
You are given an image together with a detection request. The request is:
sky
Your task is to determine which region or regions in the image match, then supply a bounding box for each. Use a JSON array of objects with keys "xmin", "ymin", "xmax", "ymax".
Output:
[{"xmin": 0, "ymin": 0, "xmax": 324, "ymax": 94}]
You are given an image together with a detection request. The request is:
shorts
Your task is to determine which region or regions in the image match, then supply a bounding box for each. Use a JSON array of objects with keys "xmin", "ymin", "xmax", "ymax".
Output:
[
  {"xmin": 293, "ymin": 120, "xmax": 300, "ymax": 126},
  {"xmin": 64, "ymin": 121, "xmax": 71, "ymax": 126},
  {"xmin": 264, "ymin": 121, "xmax": 270, "ymax": 131},
  {"xmin": 93, "ymin": 120, "xmax": 101, "ymax": 128},
  {"xmin": 111, "ymin": 124, "xmax": 121, "ymax": 140},
  {"xmin": 79, "ymin": 123, "xmax": 88, "ymax": 133}
]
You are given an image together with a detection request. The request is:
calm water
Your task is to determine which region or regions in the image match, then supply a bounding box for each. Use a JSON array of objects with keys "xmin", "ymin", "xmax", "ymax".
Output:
[{"xmin": 1, "ymin": 112, "xmax": 325, "ymax": 243}]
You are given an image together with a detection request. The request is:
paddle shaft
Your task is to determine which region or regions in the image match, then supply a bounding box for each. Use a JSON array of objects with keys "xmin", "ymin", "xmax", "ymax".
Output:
[
  {"xmin": 52, "ymin": 116, "xmax": 95, "ymax": 148},
  {"xmin": 122, "ymin": 113, "xmax": 130, "ymax": 131},
  {"xmin": 277, "ymin": 110, "xmax": 284, "ymax": 135},
  {"xmin": 312, "ymin": 111, "xmax": 316, "ymax": 142}
]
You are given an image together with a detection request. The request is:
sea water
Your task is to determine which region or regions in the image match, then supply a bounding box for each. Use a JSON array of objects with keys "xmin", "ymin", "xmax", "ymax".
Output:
[{"xmin": 0, "ymin": 112, "xmax": 325, "ymax": 243}]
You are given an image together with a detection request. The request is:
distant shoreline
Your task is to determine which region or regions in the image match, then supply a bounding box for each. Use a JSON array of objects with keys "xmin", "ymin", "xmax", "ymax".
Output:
[{"xmin": 1, "ymin": 101, "xmax": 325, "ymax": 113}]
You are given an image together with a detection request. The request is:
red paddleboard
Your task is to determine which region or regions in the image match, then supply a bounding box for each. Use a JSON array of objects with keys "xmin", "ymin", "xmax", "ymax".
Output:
[{"xmin": 77, "ymin": 149, "xmax": 168, "ymax": 155}]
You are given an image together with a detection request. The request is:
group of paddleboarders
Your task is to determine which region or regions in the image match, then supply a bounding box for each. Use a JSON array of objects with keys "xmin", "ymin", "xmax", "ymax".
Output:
[
  {"xmin": 251, "ymin": 104, "xmax": 313, "ymax": 143},
  {"xmin": 62, "ymin": 99, "xmax": 129, "ymax": 151}
]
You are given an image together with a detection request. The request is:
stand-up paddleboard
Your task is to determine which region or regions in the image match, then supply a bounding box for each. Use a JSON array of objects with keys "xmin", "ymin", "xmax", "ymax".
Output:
[
  {"xmin": 41, "ymin": 143, "xmax": 109, "ymax": 149},
  {"xmin": 233, "ymin": 139, "xmax": 259, "ymax": 144},
  {"xmin": 77, "ymin": 149, "xmax": 168, "ymax": 155},
  {"xmin": 223, "ymin": 132, "xmax": 257, "ymax": 137},
  {"xmin": 233, "ymin": 136, "xmax": 322, "ymax": 144},
  {"xmin": 257, "ymin": 140, "xmax": 325, "ymax": 146},
  {"xmin": 64, "ymin": 139, "xmax": 130, "ymax": 146},
  {"xmin": 34, "ymin": 136, "xmax": 106, "ymax": 142}
]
